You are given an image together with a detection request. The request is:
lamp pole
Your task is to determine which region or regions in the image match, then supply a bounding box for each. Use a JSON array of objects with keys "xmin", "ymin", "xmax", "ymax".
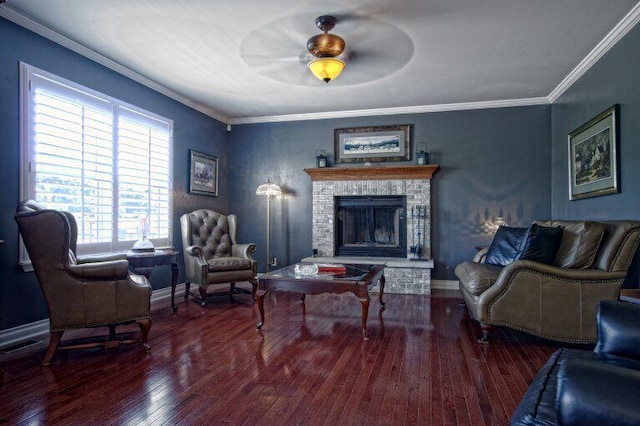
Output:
[
  {"xmin": 266, "ymin": 193, "xmax": 272, "ymax": 272},
  {"xmin": 256, "ymin": 180, "xmax": 282, "ymax": 273}
]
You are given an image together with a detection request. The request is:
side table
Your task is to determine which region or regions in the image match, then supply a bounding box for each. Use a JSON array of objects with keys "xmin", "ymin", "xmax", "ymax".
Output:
[
  {"xmin": 620, "ymin": 289, "xmax": 640, "ymax": 304},
  {"xmin": 126, "ymin": 248, "xmax": 180, "ymax": 311}
]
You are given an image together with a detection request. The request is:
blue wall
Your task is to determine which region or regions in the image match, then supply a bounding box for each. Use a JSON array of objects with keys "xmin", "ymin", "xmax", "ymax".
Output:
[
  {"xmin": 228, "ymin": 106, "xmax": 552, "ymax": 278},
  {"xmin": 0, "ymin": 18, "xmax": 227, "ymax": 330},
  {"xmin": 551, "ymin": 24, "xmax": 640, "ymax": 219},
  {"xmin": 550, "ymin": 22, "xmax": 640, "ymax": 288}
]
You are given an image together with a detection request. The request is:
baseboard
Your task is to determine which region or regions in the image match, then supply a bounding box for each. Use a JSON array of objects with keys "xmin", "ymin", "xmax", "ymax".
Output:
[
  {"xmin": 431, "ymin": 279, "xmax": 460, "ymax": 291},
  {"xmin": 0, "ymin": 283, "xmax": 187, "ymax": 348}
]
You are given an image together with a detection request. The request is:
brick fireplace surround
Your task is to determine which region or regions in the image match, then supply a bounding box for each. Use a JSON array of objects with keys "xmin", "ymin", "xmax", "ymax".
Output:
[{"xmin": 303, "ymin": 165, "xmax": 439, "ymax": 295}]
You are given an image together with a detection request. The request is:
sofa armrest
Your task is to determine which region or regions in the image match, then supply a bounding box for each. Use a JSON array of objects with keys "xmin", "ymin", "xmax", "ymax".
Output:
[
  {"xmin": 67, "ymin": 259, "xmax": 130, "ymax": 280},
  {"xmin": 557, "ymin": 358, "xmax": 640, "ymax": 426},
  {"xmin": 481, "ymin": 260, "xmax": 626, "ymax": 304},
  {"xmin": 473, "ymin": 247, "xmax": 489, "ymax": 263},
  {"xmin": 232, "ymin": 243, "xmax": 256, "ymax": 259},
  {"xmin": 595, "ymin": 300, "xmax": 640, "ymax": 360}
]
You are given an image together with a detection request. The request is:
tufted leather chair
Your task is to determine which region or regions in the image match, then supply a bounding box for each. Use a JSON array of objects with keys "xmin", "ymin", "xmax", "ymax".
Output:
[
  {"xmin": 180, "ymin": 209, "xmax": 257, "ymax": 306},
  {"xmin": 15, "ymin": 200, "xmax": 152, "ymax": 366}
]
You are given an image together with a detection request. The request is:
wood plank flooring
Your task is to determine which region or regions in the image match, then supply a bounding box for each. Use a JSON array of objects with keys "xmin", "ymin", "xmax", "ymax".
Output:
[{"xmin": 0, "ymin": 288, "xmax": 586, "ymax": 425}]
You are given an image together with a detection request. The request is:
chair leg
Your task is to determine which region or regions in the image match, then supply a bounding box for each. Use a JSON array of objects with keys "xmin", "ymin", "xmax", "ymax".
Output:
[
  {"xmin": 250, "ymin": 279, "xmax": 257, "ymax": 301},
  {"xmin": 137, "ymin": 318, "xmax": 151, "ymax": 352},
  {"xmin": 229, "ymin": 282, "xmax": 236, "ymax": 302},
  {"xmin": 199, "ymin": 286, "xmax": 208, "ymax": 307},
  {"xmin": 184, "ymin": 282, "xmax": 191, "ymax": 300},
  {"xmin": 43, "ymin": 330, "xmax": 63, "ymax": 366},
  {"xmin": 479, "ymin": 323, "xmax": 491, "ymax": 344}
]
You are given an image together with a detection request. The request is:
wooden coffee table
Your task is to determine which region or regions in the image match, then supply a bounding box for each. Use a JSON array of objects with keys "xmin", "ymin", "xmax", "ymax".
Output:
[{"xmin": 255, "ymin": 263, "xmax": 385, "ymax": 339}]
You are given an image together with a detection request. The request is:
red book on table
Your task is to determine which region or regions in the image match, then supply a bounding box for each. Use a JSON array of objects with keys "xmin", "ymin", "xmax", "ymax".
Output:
[{"xmin": 316, "ymin": 263, "xmax": 347, "ymax": 273}]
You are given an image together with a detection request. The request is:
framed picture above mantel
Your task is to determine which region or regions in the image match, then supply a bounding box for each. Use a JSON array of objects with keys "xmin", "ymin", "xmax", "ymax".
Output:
[
  {"xmin": 568, "ymin": 105, "xmax": 620, "ymax": 200},
  {"xmin": 334, "ymin": 125, "xmax": 411, "ymax": 164}
]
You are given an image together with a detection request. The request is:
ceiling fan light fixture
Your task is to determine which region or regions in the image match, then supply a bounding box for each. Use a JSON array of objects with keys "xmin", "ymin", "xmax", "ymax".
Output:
[{"xmin": 308, "ymin": 57, "xmax": 345, "ymax": 83}]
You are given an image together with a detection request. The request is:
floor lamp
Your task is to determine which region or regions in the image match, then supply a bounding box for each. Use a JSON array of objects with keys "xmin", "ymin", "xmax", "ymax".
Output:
[{"xmin": 256, "ymin": 180, "xmax": 282, "ymax": 272}]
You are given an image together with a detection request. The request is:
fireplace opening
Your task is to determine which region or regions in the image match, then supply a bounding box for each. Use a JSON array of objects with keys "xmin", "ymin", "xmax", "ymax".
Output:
[{"xmin": 335, "ymin": 196, "xmax": 406, "ymax": 257}]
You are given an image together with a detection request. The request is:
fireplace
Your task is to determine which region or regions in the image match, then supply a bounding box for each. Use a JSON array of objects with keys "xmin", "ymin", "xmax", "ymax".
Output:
[
  {"xmin": 335, "ymin": 196, "xmax": 406, "ymax": 257},
  {"xmin": 304, "ymin": 165, "xmax": 438, "ymax": 295}
]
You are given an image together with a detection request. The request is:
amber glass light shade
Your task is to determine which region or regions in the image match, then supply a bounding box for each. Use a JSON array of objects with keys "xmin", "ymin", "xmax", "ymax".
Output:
[{"xmin": 308, "ymin": 58, "xmax": 346, "ymax": 83}]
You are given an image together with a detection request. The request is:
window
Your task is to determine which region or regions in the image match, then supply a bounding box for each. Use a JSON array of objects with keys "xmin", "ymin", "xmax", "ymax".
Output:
[{"xmin": 20, "ymin": 63, "xmax": 173, "ymax": 264}]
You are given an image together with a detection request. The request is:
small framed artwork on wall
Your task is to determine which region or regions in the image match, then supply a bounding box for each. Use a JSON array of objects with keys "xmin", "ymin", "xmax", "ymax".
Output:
[
  {"xmin": 568, "ymin": 105, "xmax": 620, "ymax": 200},
  {"xmin": 189, "ymin": 150, "xmax": 218, "ymax": 196},
  {"xmin": 334, "ymin": 125, "xmax": 411, "ymax": 164}
]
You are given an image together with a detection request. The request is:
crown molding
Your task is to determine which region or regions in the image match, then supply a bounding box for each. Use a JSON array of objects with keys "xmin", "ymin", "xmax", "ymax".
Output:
[
  {"xmin": 3, "ymin": 1, "xmax": 639, "ymax": 125},
  {"xmin": 0, "ymin": 6, "xmax": 230, "ymax": 124},
  {"xmin": 229, "ymin": 97, "xmax": 551, "ymax": 125},
  {"xmin": 548, "ymin": 1, "xmax": 640, "ymax": 102}
]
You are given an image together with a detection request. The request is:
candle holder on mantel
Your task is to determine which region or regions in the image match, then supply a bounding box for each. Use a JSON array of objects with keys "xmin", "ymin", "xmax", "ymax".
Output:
[{"xmin": 410, "ymin": 205, "xmax": 427, "ymax": 260}]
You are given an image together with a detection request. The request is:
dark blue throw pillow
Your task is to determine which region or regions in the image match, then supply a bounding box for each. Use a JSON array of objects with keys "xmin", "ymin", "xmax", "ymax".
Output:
[
  {"xmin": 517, "ymin": 223, "xmax": 563, "ymax": 265},
  {"xmin": 485, "ymin": 226, "xmax": 528, "ymax": 267}
]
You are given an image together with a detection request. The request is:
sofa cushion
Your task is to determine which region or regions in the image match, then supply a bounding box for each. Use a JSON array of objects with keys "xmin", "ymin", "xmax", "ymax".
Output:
[
  {"xmin": 455, "ymin": 261, "xmax": 502, "ymax": 296},
  {"xmin": 484, "ymin": 226, "xmax": 528, "ymax": 267},
  {"xmin": 535, "ymin": 220, "xmax": 605, "ymax": 269},
  {"xmin": 517, "ymin": 224, "xmax": 563, "ymax": 265},
  {"xmin": 207, "ymin": 256, "xmax": 252, "ymax": 272}
]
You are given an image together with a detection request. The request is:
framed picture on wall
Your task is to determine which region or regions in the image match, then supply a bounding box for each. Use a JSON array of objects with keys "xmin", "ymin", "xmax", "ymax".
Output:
[
  {"xmin": 334, "ymin": 125, "xmax": 411, "ymax": 164},
  {"xmin": 189, "ymin": 150, "xmax": 218, "ymax": 196},
  {"xmin": 568, "ymin": 105, "xmax": 620, "ymax": 200}
]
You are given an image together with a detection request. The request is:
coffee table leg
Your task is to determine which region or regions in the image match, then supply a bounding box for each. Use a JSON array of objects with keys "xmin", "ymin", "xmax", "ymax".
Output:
[
  {"xmin": 379, "ymin": 274, "xmax": 386, "ymax": 309},
  {"xmin": 359, "ymin": 294, "xmax": 370, "ymax": 340},
  {"xmin": 256, "ymin": 289, "xmax": 267, "ymax": 329}
]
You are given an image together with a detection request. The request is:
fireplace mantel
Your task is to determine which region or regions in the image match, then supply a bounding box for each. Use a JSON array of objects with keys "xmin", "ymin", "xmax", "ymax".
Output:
[{"xmin": 304, "ymin": 165, "xmax": 439, "ymax": 181}]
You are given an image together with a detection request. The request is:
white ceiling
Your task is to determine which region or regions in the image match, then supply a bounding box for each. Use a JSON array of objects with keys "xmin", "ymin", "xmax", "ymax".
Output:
[{"xmin": 3, "ymin": 0, "xmax": 640, "ymax": 124}]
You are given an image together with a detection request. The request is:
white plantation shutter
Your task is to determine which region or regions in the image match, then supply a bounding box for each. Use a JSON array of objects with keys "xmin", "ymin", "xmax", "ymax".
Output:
[
  {"xmin": 117, "ymin": 108, "xmax": 171, "ymax": 243},
  {"xmin": 21, "ymin": 63, "xmax": 173, "ymax": 262}
]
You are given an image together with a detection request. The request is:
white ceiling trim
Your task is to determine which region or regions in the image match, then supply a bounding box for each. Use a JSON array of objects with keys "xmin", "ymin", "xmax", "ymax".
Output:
[
  {"xmin": 229, "ymin": 97, "xmax": 551, "ymax": 125},
  {"xmin": 0, "ymin": 5, "xmax": 231, "ymax": 124},
  {"xmin": 2, "ymin": 2, "xmax": 638, "ymax": 125},
  {"xmin": 548, "ymin": 1, "xmax": 640, "ymax": 102}
]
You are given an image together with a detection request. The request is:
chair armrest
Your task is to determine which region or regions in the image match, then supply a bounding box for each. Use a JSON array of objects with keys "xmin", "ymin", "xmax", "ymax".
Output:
[
  {"xmin": 67, "ymin": 259, "xmax": 130, "ymax": 280},
  {"xmin": 232, "ymin": 243, "xmax": 256, "ymax": 259},
  {"xmin": 595, "ymin": 300, "xmax": 640, "ymax": 359},
  {"xmin": 557, "ymin": 358, "xmax": 640, "ymax": 426},
  {"xmin": 76, "ymin": 252, "xmax": 128, "ymax": 264},
  {"xmin": 185, "ymin": 245, "xmax": 205, "ymax": 262}
]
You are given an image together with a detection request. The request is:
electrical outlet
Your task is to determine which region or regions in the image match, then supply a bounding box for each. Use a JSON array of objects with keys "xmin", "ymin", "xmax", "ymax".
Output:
[{"xmin": 271, "ymin": 256, "xmax": 278, "ymax": 267}]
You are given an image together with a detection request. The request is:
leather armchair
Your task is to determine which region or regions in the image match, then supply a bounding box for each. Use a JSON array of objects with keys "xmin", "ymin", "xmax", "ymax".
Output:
[
  {"xmin": 456, "ymin": 220, "xmax": 640, "ymax": 343},
  {"xmin": 180, "ymin": 209, "xmax": 257, "ymax": 306},
  {"xmin": 511, "ymin": 300, "xmax": 640, "ymax": 425},
  {"xmin": 14, "ymin": 200, "xmax": 152, "ymax": 365}
]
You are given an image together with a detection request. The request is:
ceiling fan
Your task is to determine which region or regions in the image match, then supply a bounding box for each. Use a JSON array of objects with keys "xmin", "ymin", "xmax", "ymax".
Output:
[{"xmin": 239, "ymin": 11, "xmax": 414, "ymax": 87}]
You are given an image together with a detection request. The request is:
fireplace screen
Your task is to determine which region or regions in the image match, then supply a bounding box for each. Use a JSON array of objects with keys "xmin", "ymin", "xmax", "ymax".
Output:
[{"xmin": 335, "ymin": 196, "xmax": 406, "ymax": 257}]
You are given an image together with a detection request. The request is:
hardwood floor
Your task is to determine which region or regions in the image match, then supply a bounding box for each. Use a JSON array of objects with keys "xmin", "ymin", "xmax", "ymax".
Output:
[{"xmin": 0, "ymin": 287, "xmax": 586, "ymax": 425}]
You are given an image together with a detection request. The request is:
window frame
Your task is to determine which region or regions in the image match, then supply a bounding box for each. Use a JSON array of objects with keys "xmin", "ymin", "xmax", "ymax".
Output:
[{"xmin": 19, "ymin": 62, "xmax": 174, "ymax": 270}]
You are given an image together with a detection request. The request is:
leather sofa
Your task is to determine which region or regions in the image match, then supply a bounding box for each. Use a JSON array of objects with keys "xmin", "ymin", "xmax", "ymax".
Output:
[
  {"xmin": 455, "ymin": 220, "xmax": 640, "ymax": 343},
  {"xmin": 511, "ymin": 300, "xmax": 640, "ymax": 426},
  {"xmin": 180, "ymin": 209, "xmax": 257, "ymax": 306}
]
